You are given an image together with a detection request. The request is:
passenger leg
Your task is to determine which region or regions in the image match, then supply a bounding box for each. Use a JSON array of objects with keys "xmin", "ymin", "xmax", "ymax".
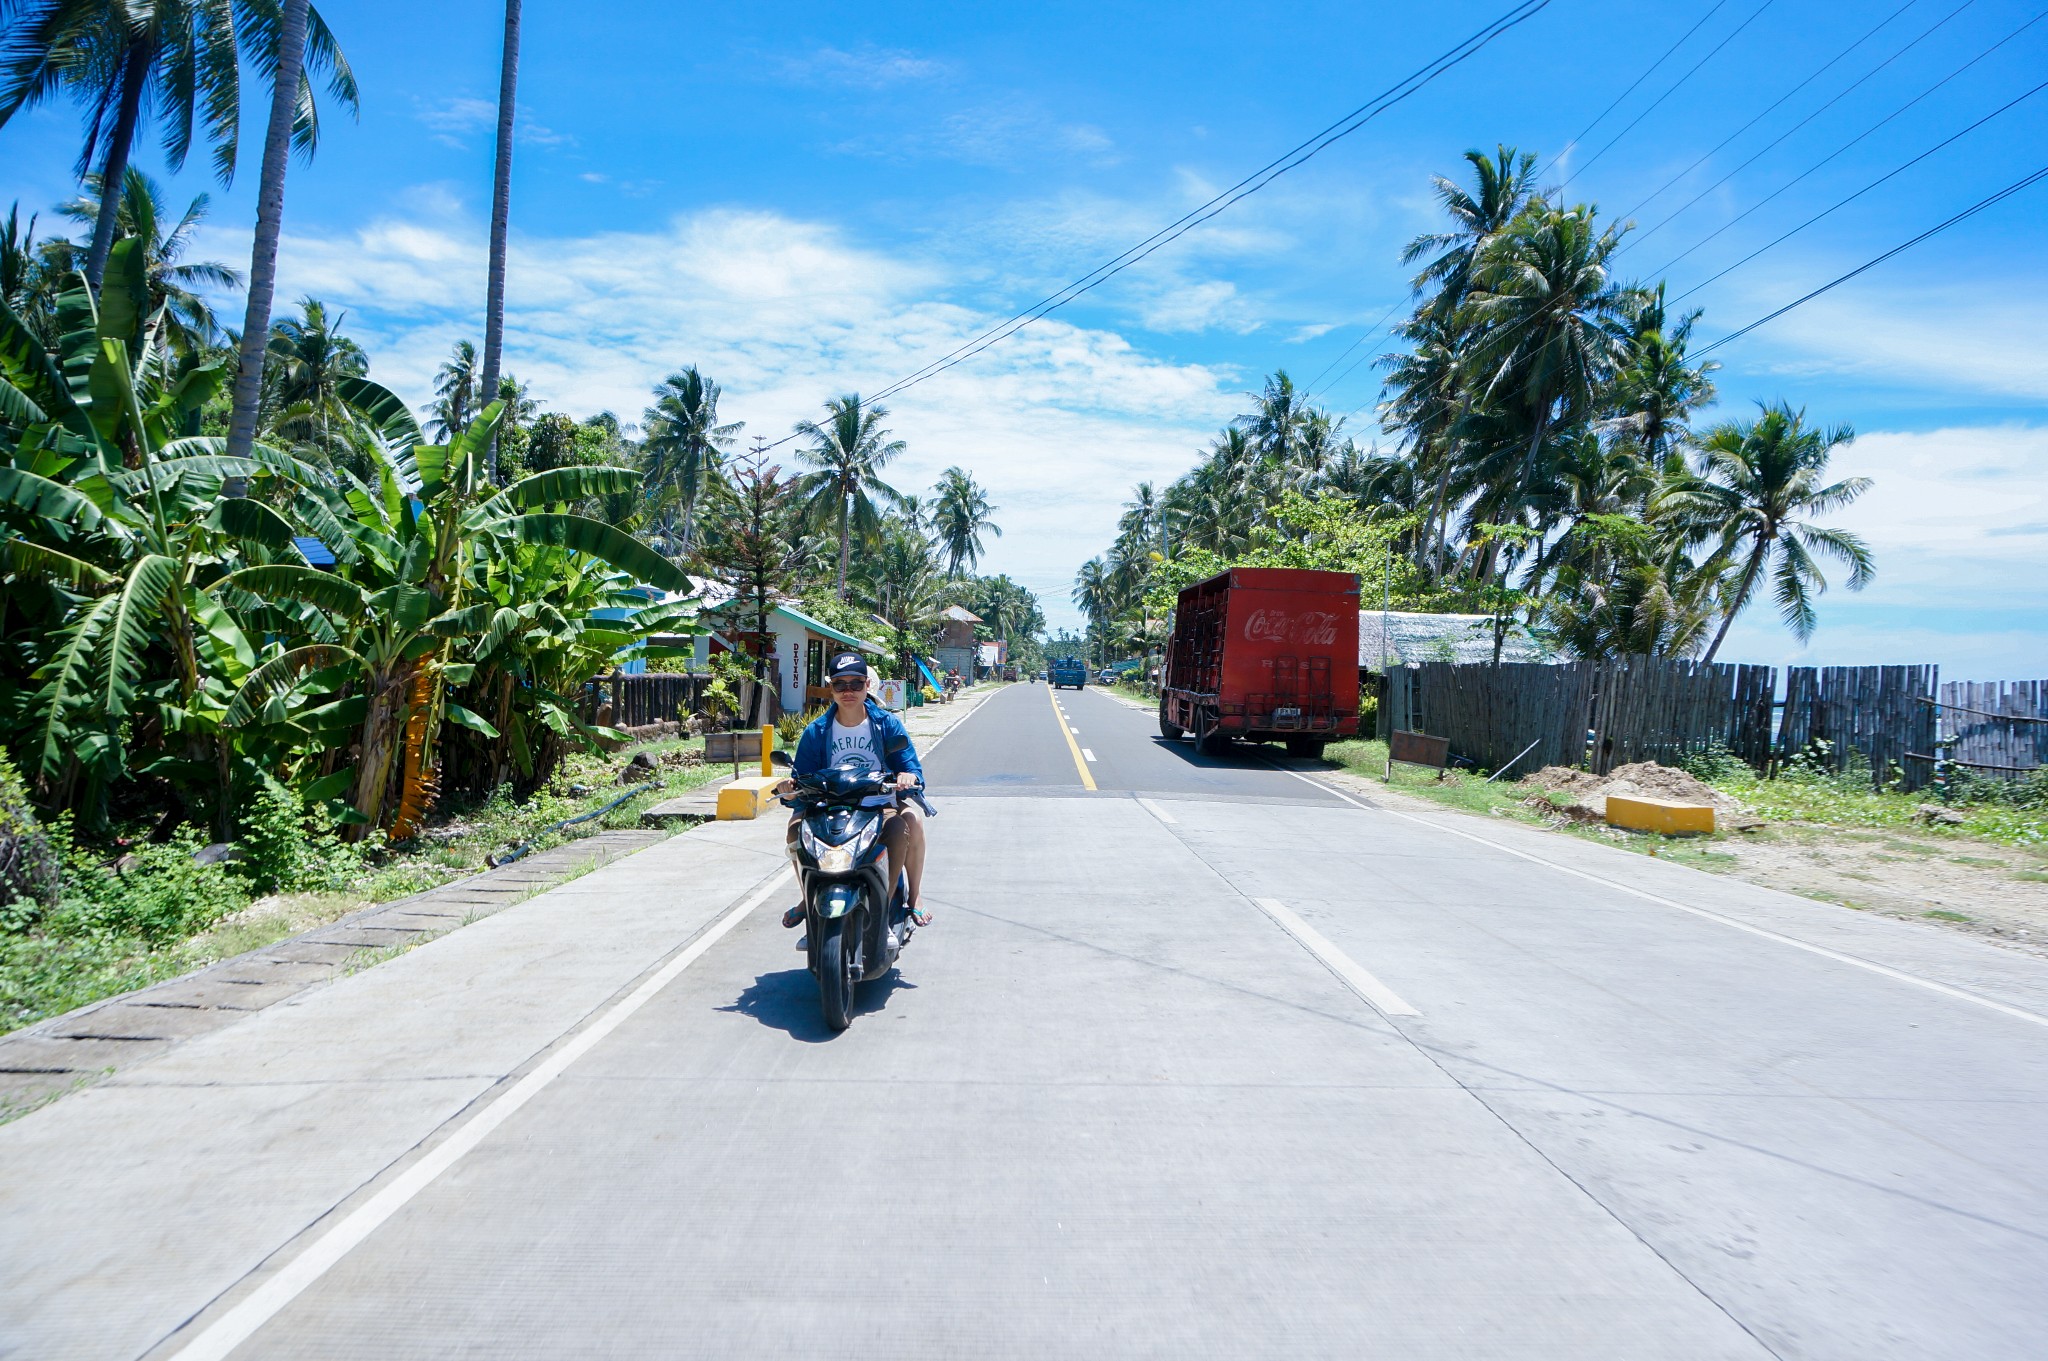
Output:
[{"xmin": 883, "ymin": 805, "xmax": 929, "ymax": 925}]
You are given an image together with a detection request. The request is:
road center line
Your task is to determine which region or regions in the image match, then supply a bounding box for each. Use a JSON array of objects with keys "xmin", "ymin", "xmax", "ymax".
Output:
[
  {"xmin": 1136, "ymin": 797, "xmax": 1178, "ymax": 825},
  {"xmin": 1251, "ymin": 896, "xmax": 1420, "ymax": 1018},
  {"xmin": 1265, "ymin": 762, "xmax": 2048, "ymax": 1032},
  {"xmin": 1082, "ymin": 748, "xmax": 1098, "ymax": 762},
  {"xmin": 165, "ymin": 868, "xmax": 795, "ymax": 1361},
  {"xmin": 1049, "ymin": 683, "xmax": 1097, "ymax": 791}
]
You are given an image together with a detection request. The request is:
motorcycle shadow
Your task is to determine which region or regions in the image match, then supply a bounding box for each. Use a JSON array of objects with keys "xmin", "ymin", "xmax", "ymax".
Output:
[{"xmin": 719, "ymin": 967, "xmax": 918, "ymax": 1042}]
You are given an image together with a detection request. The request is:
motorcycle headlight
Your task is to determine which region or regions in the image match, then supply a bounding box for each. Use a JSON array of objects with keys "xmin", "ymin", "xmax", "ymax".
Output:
[{"xmin": 817, "ymin": 846, "xmax": 855, "ymax": 873}]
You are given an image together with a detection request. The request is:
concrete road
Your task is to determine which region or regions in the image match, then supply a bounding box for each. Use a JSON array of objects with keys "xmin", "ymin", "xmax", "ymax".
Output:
[{"xmin": 7, "ymin": 681, "xmax": 2048, "ymax": 1359}]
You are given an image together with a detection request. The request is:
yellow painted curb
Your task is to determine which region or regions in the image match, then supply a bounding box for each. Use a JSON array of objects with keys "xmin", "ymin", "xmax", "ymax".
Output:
[
  {"xmin": 1606, "ymin": 794, "xmax": 1715, "ymax": 835},
  {"xmin": 716, "ymin": 775, "xmax": 783, "ymax": 821}
]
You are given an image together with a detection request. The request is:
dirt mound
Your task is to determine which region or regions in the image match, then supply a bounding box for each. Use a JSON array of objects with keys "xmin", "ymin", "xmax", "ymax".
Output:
[{"xmin": 1521, "ymin": 761, "xmax": 1762, "ymax": 828}]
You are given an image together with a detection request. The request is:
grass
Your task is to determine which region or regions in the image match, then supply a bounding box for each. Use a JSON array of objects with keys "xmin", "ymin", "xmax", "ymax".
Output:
[
  {"xmin": 0, "ymin": 740, "xmax": 723, "ymax": 1037},
  {"xmin": 1706, "ymin": 767, "xmax": 2048, "ymax": 850},
  {"xmin": 1924, "ymin": 909, "xmax": 1973, "ymax": 923}
]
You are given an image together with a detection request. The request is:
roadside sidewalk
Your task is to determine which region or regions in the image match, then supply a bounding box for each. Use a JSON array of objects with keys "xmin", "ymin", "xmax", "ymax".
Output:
[{"xmin": 0, "ymin": 815, "xmax": 788, "ymax": 1361}]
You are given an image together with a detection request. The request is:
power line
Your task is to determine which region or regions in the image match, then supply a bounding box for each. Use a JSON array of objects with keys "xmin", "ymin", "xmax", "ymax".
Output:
[
  {"xmin": 1614, "ymin": 0, "xmax": 1919, "ymax": 223},
  {"xmin": 1534, "ymin": 0, "xmax": 1732, "ymax": 180},
  {"xmin": 1556, "ymin": 0, "xmax": 1776, "ymax": 190},
  {"xmin": 1301, "ymin": 297, "xmax": 1408, "ymax": 398},
  {"xmin": 1670, "ymin": 73, "xmax": 2048, "ymax": 302},
  {"xmin": 1693, "ymin": 160, "xmax": 2048, "ymax": 356},
  {"xmin": 1641, "ymin": 2, "xmax": 2038, "ymax": 271},
  {"xmin": 855, "ymin": 0, "xmax": 1554, "ymax": 415}
]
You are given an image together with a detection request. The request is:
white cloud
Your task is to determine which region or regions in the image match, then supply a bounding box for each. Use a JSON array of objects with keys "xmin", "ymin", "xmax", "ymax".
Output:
[
  {"xmin": 199, "ymin": 201, "xmax": 1236, "ymax": 628},
  {"xmin": 1715, "ymin": 424, "xmax": 2048, "ymax": 676},
  {"xmin": 780, "ymin": 44, "xmax": 948, "ymax": 89},
  {"xmin": 411, "ymin": 96, "xmax": 574, "ymax": 151}
]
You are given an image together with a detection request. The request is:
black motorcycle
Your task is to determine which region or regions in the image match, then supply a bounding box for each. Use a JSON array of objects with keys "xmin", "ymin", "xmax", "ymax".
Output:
[{"xmin": 783, "ymin": 757, "xmax": 935, "ymax": 1031}]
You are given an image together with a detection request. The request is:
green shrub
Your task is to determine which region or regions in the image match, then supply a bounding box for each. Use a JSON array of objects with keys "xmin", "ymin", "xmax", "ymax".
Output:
[
  {"xmin": 0, "ymin": 753, "xmax": 61, "ymax": 920},
  {"xmin": 238, "ymin": 784, "xmax": 364, "ymax": 896},
  {"xmin": 52, "ymin": 831, "xmax": 247, "ymax": 946},
  {"xmin": 1676, "ymin": 742, "xmax": 1748, "ymax": 783}
]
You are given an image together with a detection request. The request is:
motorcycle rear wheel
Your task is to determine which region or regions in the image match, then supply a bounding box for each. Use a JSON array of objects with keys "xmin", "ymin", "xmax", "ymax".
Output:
[{"xmin": 817, "ymin": 915, "xmax": 858, "ymax": 1031}]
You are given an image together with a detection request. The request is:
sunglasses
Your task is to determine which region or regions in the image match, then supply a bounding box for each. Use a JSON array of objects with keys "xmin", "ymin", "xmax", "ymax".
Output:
[{"xmin": 830, "ymin": 677, "xmax": 867, "ymax": 692}]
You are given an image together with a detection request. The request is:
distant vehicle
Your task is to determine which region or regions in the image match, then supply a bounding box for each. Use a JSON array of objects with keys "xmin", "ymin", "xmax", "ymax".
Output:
[
  {"xmin": 1157, "ymin": 567, "xmax": 1361, "ymax": 760},
  {"xmin": 1048, "ymin": 658, "xmax": 1088, "ymax": 690},
  {"xmin": 1097, "ymin": 668, "xmax": 1117, "ymax": 686}
]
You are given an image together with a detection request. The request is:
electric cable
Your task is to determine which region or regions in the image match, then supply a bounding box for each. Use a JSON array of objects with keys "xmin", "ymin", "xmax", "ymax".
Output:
[
  {"xmin": 1556, "ymin": 0, "xmax": 1776, "ymax": 189},
  {"xmin": 1670, "ymin": 73, "xmax": 2048, "ymax": 301},
  {"xmin": 746, "ymin": 0, "xmax": 1554, "ymax": 454},
  {"xmin": 1302, "ymin": 297, "xmax": 1408, "ymax": 398},
  {"xmin": 1534, "ymin": 0, "xmax": 1732, "ymax": 180},
  {"xmin": 1641, "ymin": 2, "xmax": 2039, "ymax": 270},
  {"xmin": 860, "ymin": 0, "xmax": 1553, "ymax": 411},
  {"xmin": 1692, "ymin": 160, "xmax": 2048, "ymax": 357},
  {"xmin": 1614, "ymin": 0, "xmax": 1918, "ymax": 222}
]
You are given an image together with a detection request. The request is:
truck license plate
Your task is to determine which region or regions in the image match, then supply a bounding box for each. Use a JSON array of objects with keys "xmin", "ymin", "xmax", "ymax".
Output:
[{"xmin": 1272, "ymin": 707, "xmax": 1300, "ymax": 720}]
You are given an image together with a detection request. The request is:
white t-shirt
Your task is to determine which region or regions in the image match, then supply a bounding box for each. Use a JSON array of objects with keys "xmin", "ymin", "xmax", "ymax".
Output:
[{"xmin": 827, "ymin": 714, "xmax": 880, "ymax": 772}]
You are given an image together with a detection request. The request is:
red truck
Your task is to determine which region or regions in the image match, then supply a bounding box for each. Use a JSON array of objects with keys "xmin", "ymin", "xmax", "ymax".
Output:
[{"xmin": 1157, "ymin": 567, "xmax": 1361, "ymax": 759}]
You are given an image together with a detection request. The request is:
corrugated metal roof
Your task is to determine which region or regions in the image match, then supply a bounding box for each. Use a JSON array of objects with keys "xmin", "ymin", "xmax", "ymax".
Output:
[
  {"xmin": 1358, "ymin": 610, "xmax": 1553, "ymax": 669},
  {"xmin": 292, "ymin": 535, "xmax": 336, "ymax": 568}
]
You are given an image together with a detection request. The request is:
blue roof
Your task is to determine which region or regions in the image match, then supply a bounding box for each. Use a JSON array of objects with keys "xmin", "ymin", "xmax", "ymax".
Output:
[{"xmin": 293, "ymin": 536, "xmax": 337, "ymax": 568}]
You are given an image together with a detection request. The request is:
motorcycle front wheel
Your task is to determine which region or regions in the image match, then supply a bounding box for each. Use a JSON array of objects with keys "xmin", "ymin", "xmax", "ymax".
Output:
[{"xmin": 817, "ymin": 914, "xmax": 859, "ymax": 1031}]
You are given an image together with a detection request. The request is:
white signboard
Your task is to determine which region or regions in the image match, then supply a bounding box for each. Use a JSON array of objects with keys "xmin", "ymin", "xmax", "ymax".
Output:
[{"xmin": 876, "ymin": 678, "xmax": 906, "ymax": 711}]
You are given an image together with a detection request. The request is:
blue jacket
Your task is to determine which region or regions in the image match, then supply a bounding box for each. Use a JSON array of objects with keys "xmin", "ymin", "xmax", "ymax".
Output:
[{"xmin": 793, "ymin": 699, "xmax": 924, "ymax": 782}]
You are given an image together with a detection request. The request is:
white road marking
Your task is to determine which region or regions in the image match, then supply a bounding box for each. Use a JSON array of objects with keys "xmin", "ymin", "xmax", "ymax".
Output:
[
  {"xmin": 1251, "ymin": 896, "xmax": 1419, "ymax": 1018},
  {"xmin": 1136, "ymin": 797, "xmax": 1178, "ymax": 825},
  {"xmin": 1069, "ymin": 725, "xmax": 1080, "ymax": 734},
  {"xmin": 1265, "ymin": 761, "xmax": 2048, "ymax": 1032},
  {"xmin": 1082, "ymin": 748, "xmax": 1098, "ymax": 762},
  {"xmin": 165, "ymin": 868, "xmax": 795, "ymax": 1361}
]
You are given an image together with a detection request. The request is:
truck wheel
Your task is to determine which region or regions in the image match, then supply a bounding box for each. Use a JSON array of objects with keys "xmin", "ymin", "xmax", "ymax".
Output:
[
  {"xmin": 817, "ymin": 915, "xmax": 858, "ymax": 1032},
  {"xmin": 1196, "ymin": 717, "xmax": 1231, "ymax": 758},
  {"xmin": 1285, "ymin": 737, "xmax": 1328, "ymax": 761},
  {"xmin": 1158, "ymin": 702, "xmax": 1184, "ymax": 740}
]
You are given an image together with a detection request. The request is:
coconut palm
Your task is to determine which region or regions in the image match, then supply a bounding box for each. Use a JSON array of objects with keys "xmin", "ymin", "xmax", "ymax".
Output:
[
  {"xmin": 1605, "ymin": 283, "xmax": 1717, "ymax": 468},
  {"xmin": 1241, "ymin": 369, "xmax": 1307, "ymax": 465},
  {"xmin": 263, "ymin": 296, "xmax": 366, "ymax": 459},
  {"xmin": 0, "ymin": 0, "xmax": 350, "ymax": 291},
  {"xmin": 640, "ymin": 366, "xmax": 740, "ymax": 551},
  {"xmin": 793, "ymin": 393, "xmax": 906, "ymax": 599},
  {"xmin": 54, "ymin": 166, "xmax": 241, "ymax": 354},
  {"xmin": 1657, "ymin": 402, "xmax": 1874, "ymax": 662},
  {"xmin": 427, "ymin": 340, "xmax": 480, "ymax": 441},
  {"xmin": 1464, "ymin": 202, "xmax": 1638, "ymax": 498},
  {"xmin": 478, "ymin": 0, "xmax": 520, "ymax": 481},
  {"xmin": 225, "ymin": 0, "xmax": 360, "ymax": 462},
  {"xmin": 1400, "ymin": 144, "xmax": 1539, "ymax": 320},
  {"xmin": 932, "ymin": 466, "xmax": 1000, "ymax": 576}
]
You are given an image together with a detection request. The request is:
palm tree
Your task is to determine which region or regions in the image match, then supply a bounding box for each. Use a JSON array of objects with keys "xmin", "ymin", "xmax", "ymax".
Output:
[
  {"xmin": 263, "ymin": 296, "xmax": 366, "ymax": 458},
  {"xmin": 478, "ymin": 0, "xmax": 520, "ymax": 482},
  {"xmin": 1072, "ymin": 556, "xmax": 1115, "ymax": 658},
  {"xmin": 1657, "ymin": 402, "xmax": 1874, "ymax": 662},
  {"xmin": 0, "ymin": 0, "xmax": 349, "ymax": 291},
  {"xmin": 1464, "ymin": 202, "xmax": 1637, "ymax": 503},
  {"xmin": 1118, "ymin": 481, "xmax": 1163, "ymax": 555},
  {"xmin": 1400, "ymin": 144, "xmax": 1539, "ymax": 321},
  {"xmin": 428, "ymin": 340, "xmax": 481, "ymax": 441},
  {"xmin": 55, "ymin": 167, "xmax": 241, "ymax": 354},
  {"xmin": 1605, "ymin": 284, "xmax": 1717, "ymax": 468},
  {"xmin": 640, "ymin": 366, "xmax": 740, "ymax": 551},
  {"xmin": 932, "ymin": 466, "xmax": 1000, "ymax": 576},
  {"xmin": 1242, "ymin": 370, "xmax": 1307, "ymax": 465},
  {"xmin": 226, "ymin": 0, "xmax": 360, "ymax": 462},
  {"xmin": 793, "ymin": 393, "xmax": 907, "ymax": 599}
]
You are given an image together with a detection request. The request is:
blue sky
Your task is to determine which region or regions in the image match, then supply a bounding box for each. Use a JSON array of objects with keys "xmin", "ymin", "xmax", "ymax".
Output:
[{"xmin": 6, "ymin": 0, "xmax": 2044, "ymax": 673}]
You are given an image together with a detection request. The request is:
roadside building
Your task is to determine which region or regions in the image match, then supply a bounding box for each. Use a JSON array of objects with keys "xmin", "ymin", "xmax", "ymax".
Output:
[
  {"xmin": 936, "ymin": 605, "xmax": 981, "ymax": 681},
  {"xmin": 1357, "ymin": 610, "xmax": 1552, "ymax": 673}
]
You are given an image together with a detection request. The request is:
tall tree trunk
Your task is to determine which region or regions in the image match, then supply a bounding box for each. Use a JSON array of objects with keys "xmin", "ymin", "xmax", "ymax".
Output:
[
  {"xmin": 1701, "ymin": 542, "xmax": 1768, "ymax": 664},
  {"xmin": 83, "ymin": 41, "xmax": 151, "ymax": 292},
  {"xmin": 836, "ymin": 492, "xmax": 852, "ymax": 599},
  {"xmin": 479, "ymin": 0, "xmax": 522, "ymax": 484},
  {"xmin": 225, "ymin": 0, "xmax": 311, "ymax": 461}
]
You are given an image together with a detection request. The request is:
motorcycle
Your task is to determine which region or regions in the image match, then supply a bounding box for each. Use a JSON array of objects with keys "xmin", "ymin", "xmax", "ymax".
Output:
[{"xmin": 782, "ymin": 755, "xmax": 936, "ymax": 1031}]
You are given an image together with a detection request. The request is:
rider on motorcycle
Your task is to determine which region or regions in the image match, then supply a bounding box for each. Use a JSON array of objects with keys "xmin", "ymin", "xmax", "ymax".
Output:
[{"xmin": 776, "ymin": 652, "xmax": 931, "ymax": 929}]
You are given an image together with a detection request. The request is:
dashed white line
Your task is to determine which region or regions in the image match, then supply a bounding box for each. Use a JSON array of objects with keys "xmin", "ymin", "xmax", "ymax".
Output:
[
  {"xmin": 1263, "ymin": 760, "xmax": 2048, "ymax": 1032},
  {"xmin": 1251, "ymin": 896, "xmax": 1419, "ymax": 1018},
  {"xmin": 1082, "ymin": 748, "xmax": 1098, "ymax": 763},
  {"xmin": 1136, "ymin": 797, "xmax": 1178, "ymax": 825},
  {"xmin": 164, "ymin": 869, "xmax": 795, "ymax": 1361}
]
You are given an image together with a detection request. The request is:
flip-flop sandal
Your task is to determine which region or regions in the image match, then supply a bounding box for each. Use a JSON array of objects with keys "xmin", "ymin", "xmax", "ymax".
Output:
[
  {"xmin": 909, "ymin": 905, "xmax": 932, "ymax": 927},
  {"xmin": 781, "ymin": 904, "xmax": 804, "ymax": 929}
]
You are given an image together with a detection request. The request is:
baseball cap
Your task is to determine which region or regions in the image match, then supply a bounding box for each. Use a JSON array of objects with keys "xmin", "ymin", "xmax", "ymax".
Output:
[{"xmin": 827, "ymin": 652, "xmax": 869, "ymax": 680}]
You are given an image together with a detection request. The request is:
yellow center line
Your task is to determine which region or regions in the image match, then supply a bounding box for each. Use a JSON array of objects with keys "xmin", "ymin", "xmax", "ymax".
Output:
[{"xmin": 1050, "ymin": 683, "xmax": 1098, "ymax": 790}]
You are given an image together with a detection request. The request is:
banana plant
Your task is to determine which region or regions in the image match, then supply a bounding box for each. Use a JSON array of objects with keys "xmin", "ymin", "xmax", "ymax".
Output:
[
  {"xmin": 223, "ymin": 382, "xmax": 697, "ymax": 838},
  {"xmin": 3, "ymin": 245, "xmax": 318, "ymax": 832}
]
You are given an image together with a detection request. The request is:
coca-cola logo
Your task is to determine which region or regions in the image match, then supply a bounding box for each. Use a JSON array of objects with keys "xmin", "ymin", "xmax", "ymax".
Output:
[{"xmin": 1243, "ymin": 609, "xmax": 1338, "ymax": 646}]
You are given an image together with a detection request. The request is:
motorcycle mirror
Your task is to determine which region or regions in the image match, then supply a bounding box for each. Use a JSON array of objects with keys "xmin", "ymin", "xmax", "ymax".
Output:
[
  {"xmin": 885, "ymin": 732, "xmax": 910, "ymax": 756},
  {"xmin": 770, "ymin": 750, "xmax": 792, "ymax": 768}
]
